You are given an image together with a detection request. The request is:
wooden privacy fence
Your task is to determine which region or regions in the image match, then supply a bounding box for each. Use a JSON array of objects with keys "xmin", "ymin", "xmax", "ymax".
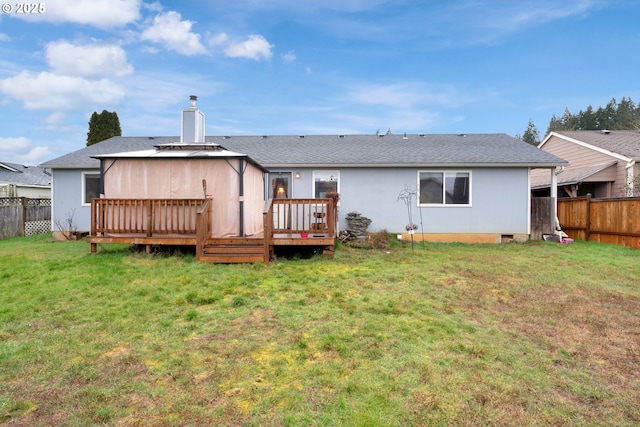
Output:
[
  {"xmin": 558, "ymin": 195, "xmax": 640, "ymax": 249},
  {"xmin": 530, "ymin": 197, "xmax": 555, "ymax": 240},
  {"xmin": 0, "ymin": 197, "xmax": 51, "ymax": 239}
]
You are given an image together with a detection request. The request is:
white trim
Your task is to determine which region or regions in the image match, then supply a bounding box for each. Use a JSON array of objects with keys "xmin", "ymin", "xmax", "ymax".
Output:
[
  {"xmin": 81, "ymin": 171, "xmax": 100, "ymax": 206},
  {"xmin": 312, "ymin": 170, "xmax": 340, "ymax": 198},
  {"xmin": 0, "ymin": 162, "xmax": 20, "ymax": 172},
  {"xmin": 542, "ymin": 132, "xmax": 633, "ymax": 163},
  {"xmin": 417, "ymin": 170, "xmax": 472, "ymax": 207}
]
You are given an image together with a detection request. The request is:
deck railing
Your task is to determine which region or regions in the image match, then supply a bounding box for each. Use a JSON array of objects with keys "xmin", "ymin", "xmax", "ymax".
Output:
[
  {"xmin": 195, "ymin": 198, "xmax": 212, "ymax": 257},
  {"xmin": 91, "ymin": 198, "xmax": 204, "ymax": 237},
  {"xmin": 265, "ymin": 198, "xmax": 335, "ymax": 237}
]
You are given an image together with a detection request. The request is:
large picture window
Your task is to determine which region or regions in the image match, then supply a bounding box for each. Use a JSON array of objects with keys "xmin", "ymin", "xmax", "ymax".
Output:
[
  {"xmin": 82, "ymin": 172, "xmax": 101, "ymax": 205},
  {"xmin": 419, "ymin": 171, "xmax": 470, "ymax": 206}
]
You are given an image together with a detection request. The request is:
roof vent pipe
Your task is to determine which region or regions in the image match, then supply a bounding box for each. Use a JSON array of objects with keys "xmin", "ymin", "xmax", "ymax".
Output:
[{"xmin": 190, "ymin": 95, "xmax": 197, "ymax": 108}]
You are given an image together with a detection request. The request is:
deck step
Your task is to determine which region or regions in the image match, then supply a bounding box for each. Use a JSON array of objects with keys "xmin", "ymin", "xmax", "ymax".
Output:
[{"xmin": 198, "ymin": 237, "xmax": 267, "ymax": 264}]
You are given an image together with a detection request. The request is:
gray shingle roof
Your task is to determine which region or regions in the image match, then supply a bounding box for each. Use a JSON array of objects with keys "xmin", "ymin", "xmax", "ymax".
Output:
[
  {"xmin": 40, "ymin": 133, "xmax": 566, "ymax": 169},
  {"xmin": 0, "ymin": 162, "xmax": 51, "ymax": 186},
  {"xmin": 553, "ymin": 130, "xmax": 640, "ymax": 160}
]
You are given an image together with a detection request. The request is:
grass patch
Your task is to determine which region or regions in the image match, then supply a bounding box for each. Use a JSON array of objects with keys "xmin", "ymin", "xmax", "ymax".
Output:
[{"xmin": 1, "ymin": 234, "xmax": 639, "ymax": 425}]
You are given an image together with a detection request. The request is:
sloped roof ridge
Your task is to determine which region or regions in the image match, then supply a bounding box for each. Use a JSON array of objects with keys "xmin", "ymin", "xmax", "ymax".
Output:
[{"xmin": 40, "ymin": 133, "xmax": 566, "ymax": 169}]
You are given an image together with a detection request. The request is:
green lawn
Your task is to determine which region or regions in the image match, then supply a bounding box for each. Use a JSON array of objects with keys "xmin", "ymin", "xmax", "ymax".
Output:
[{"xmin": 1, "ymin": 234, "xmax": 639, "ymax": 426}]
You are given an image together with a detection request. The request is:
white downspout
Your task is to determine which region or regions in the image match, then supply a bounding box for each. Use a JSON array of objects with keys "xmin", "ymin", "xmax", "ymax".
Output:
[
  {"xmin": 551, "ymin": 167, "xmax": 558, "ymax": 220},
  {"xmin": 625, "ymin": 160, "xmax": 636, "ymax": 197}
]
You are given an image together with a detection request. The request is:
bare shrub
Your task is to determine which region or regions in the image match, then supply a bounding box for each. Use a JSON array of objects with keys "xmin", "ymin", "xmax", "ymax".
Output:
[{"xmin": 367, "ymin": 230, "xmax": 391, "ymax": 250}]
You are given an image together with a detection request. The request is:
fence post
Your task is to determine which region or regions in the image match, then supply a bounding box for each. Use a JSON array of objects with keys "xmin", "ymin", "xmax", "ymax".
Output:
[
  {"xmin": 21, "ymin": 197, "xmax": 26, "ymax": 237},
  {"xmin": 585, "ymin": 194, "xmax": 592, "ymax": 241}
]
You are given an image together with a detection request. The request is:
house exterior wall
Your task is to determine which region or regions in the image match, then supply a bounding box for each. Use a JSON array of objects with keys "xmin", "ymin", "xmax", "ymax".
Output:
[
  {"xmin": 50, "ymin": 169, "xmax": 92, "ymax": 234},
  {"xmin": 9, "ymin": 185, "xmax": 51, "ymax": 198},
  {"xmin": 540, "ymin": 135, "xmax": 629, "ymax": 197},
  {"xmin": 271, "ymin": 167, "xmax": 531, "ymax": 238}
]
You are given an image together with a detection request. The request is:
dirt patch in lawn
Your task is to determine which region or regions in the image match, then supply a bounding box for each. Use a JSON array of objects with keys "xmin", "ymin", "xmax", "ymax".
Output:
[{"xmin": 490, "ymin": 284, "xmax": 640, "ymax": 421}]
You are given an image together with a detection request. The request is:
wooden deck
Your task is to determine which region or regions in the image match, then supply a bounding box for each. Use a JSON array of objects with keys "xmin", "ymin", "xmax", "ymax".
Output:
[{"xmin": 87, "ymin": 197, "xmax": 336, "ymax": 263}]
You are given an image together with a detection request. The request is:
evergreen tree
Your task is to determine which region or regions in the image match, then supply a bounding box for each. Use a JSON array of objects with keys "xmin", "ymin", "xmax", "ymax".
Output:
[
  {"xmin": 616, "ymin": 97, "xmax": 636, "ymax": 129},
  {"xmin": 521, "ymin": 118, "xmax": 540, "ymax": 145},
  {"xmin": 87, "ymin": 110, "xmax": 122, "ymax": 146},
  {"xmin": 545, "ymin": 97, "xmax": 640, "ymax": 134},
  {"xmin": 547, "ymin": 114, "xmax": 563, "ymax": 133},
  {"xmin": 577, "ymin": 105, "xmax": 596, "ymax": 130}
]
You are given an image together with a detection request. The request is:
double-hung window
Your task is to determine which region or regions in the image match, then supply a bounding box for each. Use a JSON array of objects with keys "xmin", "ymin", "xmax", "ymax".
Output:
[{"xmin": 418, "ymin": 171, "xmax": 471, "ymax": 206}]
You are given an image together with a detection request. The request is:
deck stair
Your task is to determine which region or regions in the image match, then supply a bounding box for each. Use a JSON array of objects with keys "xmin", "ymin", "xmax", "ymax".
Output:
[{"xmin": 197, "ymin": 237, "xmax": 267, "ymax": 263}]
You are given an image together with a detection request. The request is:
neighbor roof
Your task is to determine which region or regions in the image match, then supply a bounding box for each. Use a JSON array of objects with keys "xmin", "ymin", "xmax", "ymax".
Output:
[
  {"xmin": 0, "ymin": 162, "xmax": 51, "ymax": 186},
  {"xmin": 531, "ymin": 160, "xmax": 618, "ymax": 189},
  {"xmin": 40, "ymin": 133, "xmax": 566, "ymax": 169},
  {"xmin": 542, "ymin": 130, "xmax": 640, "ymax": 160}
]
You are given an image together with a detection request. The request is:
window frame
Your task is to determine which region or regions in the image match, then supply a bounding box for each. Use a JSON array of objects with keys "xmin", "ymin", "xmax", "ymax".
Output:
[
  {"xmin": 417, "ymin": 170, "xmax": 472, "ymax": 207},
  {"xmin": 268, "ymin": 172, "xmax": 292, "ymax": 199},
  {"xmin": 81, "ymin": 172, "xmax": 101, "ymax": 206},
  {"xmin": 312, "ymin": 170, "xmax": 340, "ymax": 199}
]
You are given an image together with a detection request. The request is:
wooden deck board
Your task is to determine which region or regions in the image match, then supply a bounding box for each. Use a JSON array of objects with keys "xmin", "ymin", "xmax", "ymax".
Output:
[
  {"xmin": 87, "ymin": 235, "xmax": 197, "ymax": 246},
  {"xmin": 89, "ymin": 197, "xmax": 336, "ymax": 263}
]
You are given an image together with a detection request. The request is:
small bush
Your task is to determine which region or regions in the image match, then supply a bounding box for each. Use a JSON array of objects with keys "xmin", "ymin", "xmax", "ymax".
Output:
[{"xmin": 367, "ymin": 230, "xmax": 391, "ymax": 250}]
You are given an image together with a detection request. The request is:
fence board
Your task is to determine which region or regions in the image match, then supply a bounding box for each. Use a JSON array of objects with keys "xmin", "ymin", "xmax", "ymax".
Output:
[
  {"xmin": 558, "ymin": 196, "xmax": 640, "ymax": 249},
  {"xmin": 0, "ymin": 197, "xmax": 51, "ymax": 239},
  {"xmin": 530, "ymin": 197, "xmax": 555, "ymax": 240}
]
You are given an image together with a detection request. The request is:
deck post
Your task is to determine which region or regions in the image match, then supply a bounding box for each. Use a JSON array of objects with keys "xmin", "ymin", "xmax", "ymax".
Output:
[
  {"xmin": 90, "ymin": 199, "xmax": 98, "ymax": 254},
  {"xmin": 146, "ymin": 200, "xmax": 152, "ymax": 237},
  {"xmin": 263, "ymin": 198, "xmax": 273, "ymax": 264}
]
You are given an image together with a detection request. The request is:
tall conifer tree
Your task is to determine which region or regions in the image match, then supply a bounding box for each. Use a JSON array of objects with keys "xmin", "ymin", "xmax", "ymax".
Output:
[{"xmin": 87, "ymin": 110, "xmax": 122, "ymax": 146}]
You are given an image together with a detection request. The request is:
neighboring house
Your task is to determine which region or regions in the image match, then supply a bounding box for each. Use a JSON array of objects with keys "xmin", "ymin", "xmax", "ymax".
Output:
[
  {"xmin": 40, "ymin": 99, "xmax": 566, "ymax": 244},
  {"xmin": 531, "ymin": 130, "xmax": 640, "ymax": 198},
  {"xmin": 0, "ymin": 162, "xmax": 51, "ymax": 198}
]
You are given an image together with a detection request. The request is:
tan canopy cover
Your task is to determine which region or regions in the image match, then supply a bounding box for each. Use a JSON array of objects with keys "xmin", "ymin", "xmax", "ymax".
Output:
[{"xmin": 102, "ymin": 158, "xmax": 264, "ymax": 237}]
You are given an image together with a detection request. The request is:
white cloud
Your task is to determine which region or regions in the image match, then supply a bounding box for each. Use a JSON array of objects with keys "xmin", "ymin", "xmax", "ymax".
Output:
[
  {"xmin": 210, "ymin": 33, "xmax": 229, "ymax": 46},
  {"xmin": 45, "ymin": 41, "xmax": 133, "ymax": 78},
  {"xmin": 442, "ymin": 0, "xmax": 600, "ymax": 45},
  {"xmin": 224, "ymin": 35, "xmax": 273, "ymax": 61},
  {"xmin": 141, "ymin": 11, "xmax": 208, "ymax": 56},
  {"xmin": 45, "ymin": 112, "xmax": 67, "ymax": 125},
  {"xmin": 347, "ymin": 82, "xmax": 471, "ymax": 109},
  {"xmin": 0, "ymin": 137, "xmax": 52, "ymax": 165},
  {"xmin": 0, "ymin": 137, "xmax": 31, "ymax": 152},
  {"xmin": 282, "ymin": 50, "xmax": 296, "ymax": 63},
  {"xmin": 143, "ymin": 1, "xmax": 163, "ymax": 13},
  {"xmin": 0, "ymin": 33, "xmax": 10, "ymax": 42},
  {"xmin": 42, "ymin": 112, "xmax": 78, "ymax": 133},
  {"xmin": 10, "ymin": 0, "xmax": 141, "ymax": 29},
  {"xmin": 0, "ymin": 71, "xmax": 125, "ymax": 110}
]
